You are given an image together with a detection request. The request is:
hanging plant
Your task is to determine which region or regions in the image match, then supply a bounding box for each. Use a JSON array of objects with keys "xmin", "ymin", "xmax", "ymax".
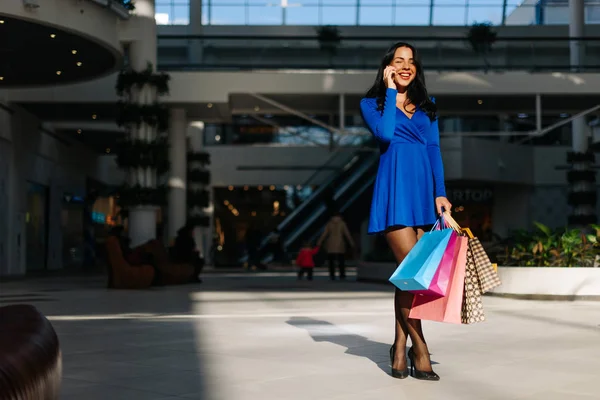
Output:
[
  {"xmin": 187, "ymin": 214, "xmax": 210, "ymax": 228},
  {"xmin": 115, "ymin": 138, "xmax": 170, "ymax": 174},
  {"xmin": 567, "ymin": 151, "xmax": 595, "ymax": 164},
  {"xmin": 188, "ymin": 190, "xmax": 210, "ymax": 209},
  {"xmin": 568, "ymin": 191, "xmax": 597, "ymax": 205},
  {"xmin": 467, "ymin": 22, "xmax": 497, "ymax": 54},
  {"xmin": 568, "ymin": 215, "xmax": 597, "ymax": 226},
  {"xmin": 116, "ymin": 102, "xmax": 170, "ymax": 132},
  {"xmin": 567, "ymin": 170, "xmax": 597, "ymax": 183},
  {"xmin": 116, "ymin": 62, "xmax": 169, "ymax": 96},
  {"xmin": 188, "ymin": 151, "xmax": 211, "ymax": 166},
  {"xmin": 116, "ymin": 185, "xmax": 168, "ymax": 208},
  {"xmin": 116, "ymin": 0, "xmax": 135, "ymax": 11},
  {"xmin": 467, "ymin": 22, "xmax": 497, "ymax": 70},
  {"xmin": 188, "ymin": 168, "xmax": 211, "ymax": 185},
  {"xmin": 316, "ymin": 25, "xmax": 341, "ymax": 55}
]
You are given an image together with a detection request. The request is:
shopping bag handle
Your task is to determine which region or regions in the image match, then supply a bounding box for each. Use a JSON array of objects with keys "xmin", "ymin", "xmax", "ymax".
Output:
[{"xmin": 442, "ymin": 211, "xmax": 475, "ymax": 238}]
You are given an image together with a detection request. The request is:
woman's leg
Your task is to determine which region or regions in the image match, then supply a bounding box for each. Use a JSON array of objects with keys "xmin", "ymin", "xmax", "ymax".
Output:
[{"xmin": 385, "ymin": 227, "xmax": 434, "ymax": 373}]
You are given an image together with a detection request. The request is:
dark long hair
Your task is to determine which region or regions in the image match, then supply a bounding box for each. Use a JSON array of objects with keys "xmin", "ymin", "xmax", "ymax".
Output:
[{"xmin": 365, "ymin": 42, "xmax": 437, "ymax": 121}]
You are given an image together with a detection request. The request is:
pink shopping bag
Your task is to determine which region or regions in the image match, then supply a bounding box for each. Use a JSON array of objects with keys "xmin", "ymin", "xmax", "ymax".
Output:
[
  {"xmin": 411, "ymin": 230, "xmax": 459, "ymax": 298},
  {"xmin": 409, "ymin": 235, "xmax": 468, "ymax": 324}
]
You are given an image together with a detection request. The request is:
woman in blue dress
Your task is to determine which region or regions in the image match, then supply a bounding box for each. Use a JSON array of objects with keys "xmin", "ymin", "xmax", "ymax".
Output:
[{"xmin": 360, "ymin": 42, "xmax": 452, "ymax": 381}]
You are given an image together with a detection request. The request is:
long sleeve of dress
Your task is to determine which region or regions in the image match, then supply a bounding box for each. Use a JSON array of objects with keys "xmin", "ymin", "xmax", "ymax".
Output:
[
  {"xmin": 426, "ymin": 107, "xmax": 447, "ymax": 198},
  {"xmin": 360, "ymin": 88, "xmax": 397, "ymax": 143}
]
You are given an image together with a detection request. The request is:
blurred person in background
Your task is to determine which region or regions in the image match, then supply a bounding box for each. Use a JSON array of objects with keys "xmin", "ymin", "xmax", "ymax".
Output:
[{"xmin": 317, "ymin": 212, "xmax": 354, "ymax": 280}]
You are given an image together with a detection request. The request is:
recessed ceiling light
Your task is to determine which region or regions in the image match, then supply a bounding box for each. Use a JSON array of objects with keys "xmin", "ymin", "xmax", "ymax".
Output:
[
  {"xmin": 105, "ymin": 148, "xmax": 111, "ymax": 153},
  {"xmin": 92, "ymin": 114, "xmax": 97, "ymax": 119},
  {"xmin": 254, "ymin": 106, "xmax": 260, "ymax": 112},
  {"xmin": 77, "ymin": 129, "xmax": 82, "ymax": 134},
  {"xmin": 56, "ymin": 71, "xmax": 62, "ymax": 75},
  {"xmin": 77, "ymin": 62, "xmax": 82, "ymax": 67},
  {"xmin": 207, "ymin": 103, "xmax": 213, "ymax": 108},
  {"xmin": 0, "ymin": 20, "xmax": 4, "ymax": 24},
  {"xmin": 50, "ymin": 34, "xmax": 56, "ymax": 38},
  {"xmin": 477, "ymin": 99, "xmax": 483, "ymax": 105},
  {"xmin": 228, "ymin": 185, "xmax": 234, "ymax": 191},
  {"xmin": 270, "ymin": 185, "xmax": 275, "ymax": 191},
  {"xmin": 0, "ymin": 77, "xmax": 4, "ymax": 81},
  {"xmin": 72, "ymin": 50, "xmax": 77, "ymax": 55}
]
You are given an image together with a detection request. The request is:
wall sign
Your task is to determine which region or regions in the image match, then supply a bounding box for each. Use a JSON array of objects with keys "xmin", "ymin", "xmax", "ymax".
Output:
[{"xmin": 447, "ymin": 188, "xmax": 493, "ymax": 204}]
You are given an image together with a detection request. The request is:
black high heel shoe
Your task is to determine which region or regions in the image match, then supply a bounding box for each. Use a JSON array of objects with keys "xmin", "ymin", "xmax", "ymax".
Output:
[
  {"xmin": 407, "ymin": 347, "xmax": 440, "ymax": 381},
  {"xmin": 389, "ymin": 345, "xmax": 409, "ymax": 379}
]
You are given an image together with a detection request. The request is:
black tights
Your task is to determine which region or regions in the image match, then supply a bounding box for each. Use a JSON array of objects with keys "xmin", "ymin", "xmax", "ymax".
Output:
[{"xmin": 386, "ymin": 227, "xmax": 434, "ymax": 373}]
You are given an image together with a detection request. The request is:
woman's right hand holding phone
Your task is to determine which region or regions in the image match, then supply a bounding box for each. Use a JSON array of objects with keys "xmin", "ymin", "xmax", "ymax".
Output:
[{"xmin": 384, "ymin": 66, "xmax": 397, "ymax": 90}]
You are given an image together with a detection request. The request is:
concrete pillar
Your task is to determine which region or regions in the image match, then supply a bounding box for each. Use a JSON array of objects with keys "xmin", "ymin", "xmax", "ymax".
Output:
[
  {"xmin": 188, "ymin": 122, "xmax": 213, "ymax": 262},
  {"xmin": 188, "ymin": 0, "xmax": 204, "ymax": 64},
  {"xmin": 569, "ymin": 0, "xmax": 586, "ymax": 153},
  {"xmin": 569, "ymin": 0, "xmax": 585, "ymax": 69},
  {"xmin": 568, "ymin": 0, "xmax": 594, "ymax": 226},
  {"xmin": 127, "ymin": 0, "xmax": 159, "ymax": 247},
  {"xmin": 168, "ymin": 108, "xmax": 188, "ymax": 241}
]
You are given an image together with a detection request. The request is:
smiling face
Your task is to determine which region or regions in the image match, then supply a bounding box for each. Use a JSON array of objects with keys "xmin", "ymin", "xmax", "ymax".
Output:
[{"xmin": 390, "ymin": 46, "xmax": 417, "ymax": 89}]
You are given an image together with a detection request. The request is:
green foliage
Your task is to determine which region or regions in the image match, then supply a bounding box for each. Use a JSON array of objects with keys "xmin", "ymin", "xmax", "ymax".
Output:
[
  {"xmin": 504, "ymin": 222, "xmax": 599, "ymax": 267},
  {"xmin": 115, "ymin": 137, "xmax": 170, "ymax": 174},
  {"xmin": 188, "ymin": 151, "xmax": 211, "ymax": 166},
  {"xmin": 187, "ymin": 169, "xmax": 211, "ymax": 185},
  {"xmin": 315, "ymin": 25, "xmax": 341, "ymax": 54},
  {"xmin": 117, "ymin": 185, "xmax": 168, "ymax": 208},
  {"xmin": 116, "ymin": 62, "xmax": 170, "ymax": 97},
  {"xmin": 116, "ymin": 102, "xmax": 169, "ymax": 132},
  {"xmin": 187, "ymin": 190, "xmax": 210, "ymax": 209},
  {"xmin": 467, "ymin": 22, "xmax": 497, "ymax": 54}
]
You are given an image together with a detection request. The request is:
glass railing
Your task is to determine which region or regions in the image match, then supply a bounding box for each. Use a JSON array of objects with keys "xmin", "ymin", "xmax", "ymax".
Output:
[
  {"xmin": 176, "ymin": 1, "xmax": 600, "ymax": 27},
  {"xmin": 204, "ymin": 123, "xmax": 374, "ymax": 146},
  {"xmin": 157, "ymin": 35, "xmax": 600, "ymax": 71}
]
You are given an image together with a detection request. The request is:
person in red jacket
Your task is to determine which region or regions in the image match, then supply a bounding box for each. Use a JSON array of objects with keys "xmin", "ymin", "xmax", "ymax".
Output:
[{"xmin": 295, "ymin": 242, "xmax": 320, "ymax": 281}]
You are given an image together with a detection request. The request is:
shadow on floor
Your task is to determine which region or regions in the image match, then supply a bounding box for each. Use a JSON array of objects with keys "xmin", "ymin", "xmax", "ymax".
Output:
[{"xmin": 286, "ymin": 317, "xmax": 438, "ymax": 377}]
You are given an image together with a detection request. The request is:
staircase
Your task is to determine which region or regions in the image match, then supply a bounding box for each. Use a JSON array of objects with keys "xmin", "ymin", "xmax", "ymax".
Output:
[{"xmin": 257, "ymin": 148, "xmax": 379, "ymax": 261}]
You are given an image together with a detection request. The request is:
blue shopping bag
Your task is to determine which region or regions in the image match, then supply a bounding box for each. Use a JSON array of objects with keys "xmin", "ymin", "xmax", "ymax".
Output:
[{"xmin": 389, "ymin": 227, "xmax": 453, "ymax": 291}]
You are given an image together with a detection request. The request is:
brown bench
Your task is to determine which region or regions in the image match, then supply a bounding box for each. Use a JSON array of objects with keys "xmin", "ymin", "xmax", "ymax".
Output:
[
  {"xmin": 0, "ymin": 304, "xmax": 62, "ymax": 399},
  {"xmin": 141, "ymin": 240, "xmax": 195, "ymax": 285},
  {"xmin": 105, "ymin": 236, "xmax": 155, "ymax": 289}
]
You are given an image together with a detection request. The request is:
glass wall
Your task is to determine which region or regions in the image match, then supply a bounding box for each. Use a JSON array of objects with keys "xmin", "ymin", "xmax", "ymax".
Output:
[
  {"xmin": 198, "ymin": 0, "xmax": 600, "ymax": 26},
  {"xmin": 156, "ymin": 0, "xmax": 190, "ymax": 25}
]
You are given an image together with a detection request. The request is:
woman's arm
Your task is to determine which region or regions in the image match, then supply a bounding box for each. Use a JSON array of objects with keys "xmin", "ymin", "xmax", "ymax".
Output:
[
  {"xmin": 360, "ymin": 88, "xmax": 397, "ymax": 143},
  {"xmin": 427, "ymin": 116, "xmax": 447, "ymax": 198}
]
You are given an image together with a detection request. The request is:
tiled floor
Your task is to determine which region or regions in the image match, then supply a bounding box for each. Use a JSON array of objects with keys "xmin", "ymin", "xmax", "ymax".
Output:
[{"xmin": 1, "ymin": 269, "xmax": 599, "ymax": 400}]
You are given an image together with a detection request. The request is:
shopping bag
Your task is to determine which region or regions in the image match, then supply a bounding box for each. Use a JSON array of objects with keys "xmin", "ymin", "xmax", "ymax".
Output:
[
  {"xmin": 389, "ymin": 227, "xmax": 453, "ymax": 291},
  {"xmin": 411, "ymin": 230, "xmax": 459, "ymax": 298},
  {"xmin": 408, "ymin": 235, "xmax": 468, "ymax": 324},
  {"xmin": 461, "ymin": 244, "xmax": 486, "ymax": 324},
  {"xmin": 450, "ymin": 221, "xmax": 501, "ymax": 294},
  {"xmin": 469, "ymin": 236, "xmax": 501, "ymax": 293}
]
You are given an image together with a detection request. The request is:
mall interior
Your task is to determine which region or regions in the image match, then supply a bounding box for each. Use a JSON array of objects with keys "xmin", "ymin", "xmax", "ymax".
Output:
[
  {"xmin": 0, "ymin": 0, "xmax": 599, "ymax": 277},
  {"xmin": 2, "ymin": 2, "xmax": 600, "ymax": 400}
]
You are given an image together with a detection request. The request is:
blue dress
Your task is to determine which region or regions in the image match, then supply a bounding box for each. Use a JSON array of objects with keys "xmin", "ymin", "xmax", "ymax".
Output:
[{"xmin": 360, "ymin": 88, "xmax": 446, "ymax": 234}]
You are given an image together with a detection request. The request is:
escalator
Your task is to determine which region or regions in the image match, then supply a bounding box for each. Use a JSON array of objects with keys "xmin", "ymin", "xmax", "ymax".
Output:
[{"xmin": 258, "ymin": 148, "xmax": 379, "ymax": 261}]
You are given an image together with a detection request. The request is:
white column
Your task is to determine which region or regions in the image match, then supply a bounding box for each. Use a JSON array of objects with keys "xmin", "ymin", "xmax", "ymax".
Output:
[
  {"xmin": 168, "ymin": 108, "xmax": 188, "ymax": 241},
  {"xmin": 569, "ymin": 0, "xmax": 585, "ymax": 69},
  {"xmin": 127, "ymin": 0, "xmax": 159, "ymax": 247},
  {"xmin": 570, "ymin": 0, "xmax": 587, "ymax": 154},
  {"xmin": 189, "ymin": 122, "xmax": 213, "ymax": 262}
]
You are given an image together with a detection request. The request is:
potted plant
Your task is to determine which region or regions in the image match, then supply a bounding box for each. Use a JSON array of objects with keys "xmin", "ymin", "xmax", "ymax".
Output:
[
  {"xmin": 466, "ymin": 22, "xmax": 497, "ymax": 71},
  {"xmin": 315, "ymin": 25, "xmax": 341, "ymax": 66}
]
